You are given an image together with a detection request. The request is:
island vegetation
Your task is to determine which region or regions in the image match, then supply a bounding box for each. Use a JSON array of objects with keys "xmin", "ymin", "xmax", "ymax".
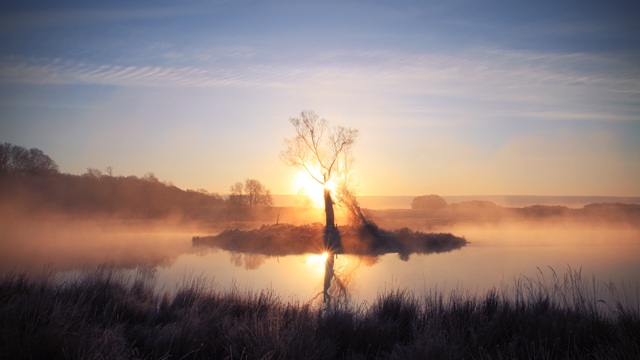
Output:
[{"xmin": 193, "ymin": 223, "xmax": 467, "ymax": 258}]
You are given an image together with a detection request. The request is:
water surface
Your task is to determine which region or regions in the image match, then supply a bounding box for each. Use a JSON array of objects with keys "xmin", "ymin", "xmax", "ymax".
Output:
[
  {"xmin": 2, "ymin": 219, "xmax": 638, "ymax": 305},
  {"xmin": 157, "ymin": 223, "xmax": 640, "ymax": 304}
]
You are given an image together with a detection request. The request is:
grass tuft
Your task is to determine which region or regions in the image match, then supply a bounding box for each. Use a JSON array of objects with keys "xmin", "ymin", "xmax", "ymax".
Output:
[{"xmin": 0, "ymin": 266, "xmax": 638, "ymax": 359}]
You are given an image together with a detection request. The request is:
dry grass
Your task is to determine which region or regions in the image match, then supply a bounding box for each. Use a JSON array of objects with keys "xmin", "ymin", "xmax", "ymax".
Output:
[{"xmin": 1, "ymin": 266, "xmax": 638, "ymax": 359}]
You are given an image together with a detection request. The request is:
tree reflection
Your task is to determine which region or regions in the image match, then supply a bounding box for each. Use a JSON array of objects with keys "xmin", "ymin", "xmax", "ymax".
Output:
[
  {"xmin": 229, "ymin": 252, "xmax": 268, "ymax": 270},
  {"xmin": 321, "ymin": 253, "xmax": 379, "ymax": 305},
  {"xmin": 323, "ymin": 254, "xmax": 336, "ymax": 303},
  {"xmin": 321, "ymin": 254, "xmax": 353, "ymax": 305},
  {"xmin": 202, "ymin": 223, "xmax": 467, "ymax": 304}
]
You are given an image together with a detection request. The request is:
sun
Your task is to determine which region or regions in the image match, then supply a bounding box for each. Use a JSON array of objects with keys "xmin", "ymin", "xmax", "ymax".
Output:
[{"xmin": 295, "ymin": 171, "xmax": 325, "ymax": 208}]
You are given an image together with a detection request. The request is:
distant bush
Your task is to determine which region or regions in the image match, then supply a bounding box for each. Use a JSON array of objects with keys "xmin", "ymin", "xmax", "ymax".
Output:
[{"xmin": 411, "ymin": 194, "xmax": 447, "ymax": 210}]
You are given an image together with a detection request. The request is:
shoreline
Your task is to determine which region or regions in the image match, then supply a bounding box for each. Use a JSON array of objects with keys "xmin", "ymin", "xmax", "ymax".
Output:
[{"xmin": 272, "ymin": 194, "xmax": 640, "ymax": 209}]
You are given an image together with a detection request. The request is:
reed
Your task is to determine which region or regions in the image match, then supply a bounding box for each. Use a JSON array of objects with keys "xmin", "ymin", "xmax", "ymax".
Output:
[{"xmin": 1, "ymin": 266, "xmax": 638, "ymax": 359}]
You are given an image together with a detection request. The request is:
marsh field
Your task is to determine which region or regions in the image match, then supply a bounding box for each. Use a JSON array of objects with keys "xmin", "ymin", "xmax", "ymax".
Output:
[{"xmin": 1, "ymin": 197, "xmax": 640, "ymax": 359}]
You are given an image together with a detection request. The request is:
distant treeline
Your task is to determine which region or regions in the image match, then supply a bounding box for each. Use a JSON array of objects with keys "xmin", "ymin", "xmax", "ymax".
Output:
[
  {"xmin": 371, "ymin": 194, "xmax": 640, "ymax": 227},
  {"xmin": 0, "ymin": 143, "xmax": 58, "ymax": 176},
  {"xmin": 3, "ymin": 143, "xmax": 638, "ymax": 227},
  {"xmin": 1, "ymin": 170, "xmax": 228, "ymax": 218},
  {"xmin": 0, "ymin": 143, "xmax": 240, "ymax": 222}
]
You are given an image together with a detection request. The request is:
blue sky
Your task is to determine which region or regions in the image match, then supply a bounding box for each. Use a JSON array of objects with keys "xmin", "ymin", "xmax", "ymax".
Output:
[{"xmin": 1, "ymin": 0, "xmax": 639, "ymax": 196}]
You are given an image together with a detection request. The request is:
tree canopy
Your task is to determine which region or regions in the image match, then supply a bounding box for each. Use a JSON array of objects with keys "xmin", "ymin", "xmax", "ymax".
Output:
[
  {"xmin": 281, "ymin": 111, "xmax": 358, "ymax": 189},
  {"xmin": 0, "ymin": 143, "xmax": 59, "ymax": 175},
  {"xmin": 228, "ymin": 179, "xmax": 273, "ymax": 207}
]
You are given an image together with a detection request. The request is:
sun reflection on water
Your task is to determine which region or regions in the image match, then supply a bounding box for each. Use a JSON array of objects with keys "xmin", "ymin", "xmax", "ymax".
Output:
[{"xmin": 306, "ymin": 252, "xmax": 329, "ymax": 273}]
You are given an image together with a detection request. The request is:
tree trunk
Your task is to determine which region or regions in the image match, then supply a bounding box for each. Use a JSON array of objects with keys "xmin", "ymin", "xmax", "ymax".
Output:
[
  {"xmin": 323, "ymin": 188, "xmax": 342, "ymax": 254},
  {"xmin": 324, "ymin": 188, "xmax": 335, "ymax": 228}
]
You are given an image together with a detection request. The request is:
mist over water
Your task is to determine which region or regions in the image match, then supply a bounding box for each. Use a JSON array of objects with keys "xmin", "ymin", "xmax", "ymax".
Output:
[
  {"xmin": 2, "ymin": 213, "xmax": 638, "ymax": 305},
  {"xmin": 274, "ymin": 194, "xmax": 640, "ymax": 209},
  {"xmin": 0, "ymin": 218, "xmax": 196, "ymax": 273},
  {"xmin": 1, "ymin": 160, "xmax": 638, "ymax": 304},
  {"xmin": 157, "ymin": 222, "xmax": 640, "ymax": 304}
]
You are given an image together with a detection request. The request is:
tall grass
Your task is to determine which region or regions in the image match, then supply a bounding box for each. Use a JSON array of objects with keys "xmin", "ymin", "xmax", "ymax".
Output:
[{"xmin": 1, "ymin": 266, "xmax": 638, "ymax": 359}]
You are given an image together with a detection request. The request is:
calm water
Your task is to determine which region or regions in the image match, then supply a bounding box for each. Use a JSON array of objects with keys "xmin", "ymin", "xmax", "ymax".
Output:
[
  {"xmin": 156, "ymin": 224, "xmax": 640, "ymax": 304},
  {"xmin": 2, "ymin": 221, "xmax": 639, "ymax": 305}
]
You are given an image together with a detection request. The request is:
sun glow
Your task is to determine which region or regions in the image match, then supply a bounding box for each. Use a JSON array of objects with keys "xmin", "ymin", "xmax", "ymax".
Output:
[
  {"xmin": 306, "ymin": 252, "xmax": 329, "ymax": 273},
  {"xmin": 295, "ymin": 171, "xmax": 327, "ymax": 208}
]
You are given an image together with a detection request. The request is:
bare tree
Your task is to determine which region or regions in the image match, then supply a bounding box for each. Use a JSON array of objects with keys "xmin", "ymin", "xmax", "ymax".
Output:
[
  {"xmin": 26, "ymin": 148, "xmax": 58, "ymax": 174},
  {"xmin": 228, "ymin": 181, "xmax": 245, "ymax": 207},
  {"xmin": 84, "ymin": 168, "xmax": 103, "ymax": 178},
  {"xmin": 0, "ymin": 143, "xmax": 58, "ymax": 175},
  {"xmin": 0, "ymin": 143, "xmax": 11, "ymax": 175},
  {"xmin": 281, "ymin": 111, "xmax": 358, "ymax": 252},
  {"xmin": 9, "ymin": 145, "xmax": 29, "ymax": 172},
  {"xmin": 244, "ymin": 179, "xmax": 273, "ymax": 207},
  {"xmin": 142, "ymin": 172, "xmax": 159, "ymax": 182},
  {"xmin": 229, "ymin": 179, "xmax": 272, "ymax": 207}
]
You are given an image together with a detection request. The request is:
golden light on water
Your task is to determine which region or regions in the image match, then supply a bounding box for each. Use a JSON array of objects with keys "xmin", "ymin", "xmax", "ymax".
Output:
[{"xmin": 306, "ymin": 251, "xmax": 329, "ymax": 273}]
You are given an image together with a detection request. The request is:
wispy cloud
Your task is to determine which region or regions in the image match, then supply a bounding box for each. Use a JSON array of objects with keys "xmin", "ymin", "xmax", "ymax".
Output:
[
  {"xmin": 1, "ymin": 47, "xmax": 638, "ymax": 121},
  {"xmin": 0, "ymin": 57, "xmax": 285, "ymax": 88}
]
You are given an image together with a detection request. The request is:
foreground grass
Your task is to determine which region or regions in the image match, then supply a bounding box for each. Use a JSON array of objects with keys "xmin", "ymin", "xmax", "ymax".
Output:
[{"xmin": 1, "ymin": 267, "xmax": 638, "ymax": 359}]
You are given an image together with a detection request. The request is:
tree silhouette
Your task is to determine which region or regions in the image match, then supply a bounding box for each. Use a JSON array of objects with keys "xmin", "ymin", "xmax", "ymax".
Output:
[
  {"xmin": 412, "ymin": 194, "xmax": 447, "ymax": 210},
  {"xmin": 228, "ymin": 181, "xmax": 245, "ymax": 207},
  {"xmin": 0, "ymin": 143, "xmax": 58, "ymax": 175},
  {"xmin": 228, "ymin": 179, "xmax": 273, "ymax": 207},
  {"xmin": 244, "ymin": 179, "xmax": 273, "ymax": 207},
  {"xmin": 281, "ymin": 111, "xmax": 358, "ymax": 253}
]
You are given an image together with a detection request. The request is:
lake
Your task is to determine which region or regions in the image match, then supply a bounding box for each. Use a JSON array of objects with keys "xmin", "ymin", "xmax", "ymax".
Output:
[
  {"xmin": 1, "ymin": 219, "xmax": 638, "ymax": 306},
  {"xmin": 156, "ymin": 223, "xmax": 640, "ymax": 305}
]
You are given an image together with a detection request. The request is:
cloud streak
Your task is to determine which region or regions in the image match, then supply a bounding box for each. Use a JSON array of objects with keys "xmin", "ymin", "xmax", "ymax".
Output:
[
  {"xmin": 1, "ymin": 47, "xmax": 637, "ymax": 122},
  {"xmin": 0, "ymin": 58, "xmax": 280, "ymax": 88}
]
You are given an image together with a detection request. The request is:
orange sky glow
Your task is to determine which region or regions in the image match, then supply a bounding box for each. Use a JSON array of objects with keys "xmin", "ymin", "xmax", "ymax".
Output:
[{"xmin": 1, "ymin": 1, "xmax": 638, "ymax": 197}]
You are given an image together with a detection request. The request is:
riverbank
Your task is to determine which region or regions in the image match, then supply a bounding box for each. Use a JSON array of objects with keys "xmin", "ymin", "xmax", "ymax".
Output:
[{"xmin": 1, "ymin": 266, "xmax": 638, "ymax": 359}]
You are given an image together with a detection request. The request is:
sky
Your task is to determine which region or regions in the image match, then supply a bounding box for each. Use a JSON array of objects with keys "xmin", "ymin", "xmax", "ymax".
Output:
[{"xmin": 1, "ymin": 0, "xmax": 639, "ymax": 197}]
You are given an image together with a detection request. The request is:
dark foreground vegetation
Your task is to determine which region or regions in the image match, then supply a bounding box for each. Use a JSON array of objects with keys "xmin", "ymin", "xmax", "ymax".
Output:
[{"xmin": 1, "ymin": 267, "xmax": 638, "ymax": 360}]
